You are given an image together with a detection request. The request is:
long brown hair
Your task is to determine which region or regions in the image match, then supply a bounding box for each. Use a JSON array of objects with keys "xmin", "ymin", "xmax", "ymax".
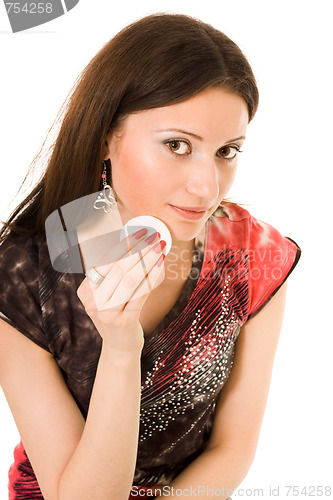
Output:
[{"xmin": 0, "ymin": 13, "xmax": 259, "ymax": 242}]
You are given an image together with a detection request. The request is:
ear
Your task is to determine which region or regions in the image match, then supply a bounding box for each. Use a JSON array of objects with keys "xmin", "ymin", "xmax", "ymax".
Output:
[
  {"xmin": 103, "ymin": 128, "xmax": 121, "ymax": 160},
  {"xmin": 103, "ymin": 132, "xmax": 113, "ymax": 161}
]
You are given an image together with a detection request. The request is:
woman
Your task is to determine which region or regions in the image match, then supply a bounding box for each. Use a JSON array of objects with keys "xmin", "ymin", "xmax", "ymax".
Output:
[{"xmin": 0, "ymin": 13, "xmax": 301, "ymax": 500}]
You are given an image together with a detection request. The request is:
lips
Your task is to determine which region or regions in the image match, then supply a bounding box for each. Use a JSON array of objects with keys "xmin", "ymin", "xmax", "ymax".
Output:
[
  {"xmin": 169, "ymin": 204, "xmax": 209, "ymax": 220},
  {"xmin": 170, "ymin": 205, "xmax": 209, "ymax": 213}
]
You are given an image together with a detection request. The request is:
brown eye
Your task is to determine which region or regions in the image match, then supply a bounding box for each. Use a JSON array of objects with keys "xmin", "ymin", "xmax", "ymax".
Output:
[
  {"xmin": 166, "ymin": 140, "xmax": 191, "ymax": 155},
  {"xmin": 218, "ymin": 146, "xmax": 241, "ymax": 160}
]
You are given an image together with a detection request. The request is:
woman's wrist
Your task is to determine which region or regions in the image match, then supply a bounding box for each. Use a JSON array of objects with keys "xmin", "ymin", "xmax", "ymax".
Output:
[{"xmin": 100, "ymin": 337, "xmax": 144, "ymax": 365}]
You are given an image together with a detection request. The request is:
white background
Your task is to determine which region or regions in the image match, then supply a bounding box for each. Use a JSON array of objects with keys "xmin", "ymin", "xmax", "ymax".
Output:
[{"xmin": 0, "ymin": 0, "xmax": 332, "ymax": 498}]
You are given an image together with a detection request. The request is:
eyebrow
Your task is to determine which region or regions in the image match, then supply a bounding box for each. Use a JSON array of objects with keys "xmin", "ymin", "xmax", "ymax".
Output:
[{"xmin": 155, "ymin": 128, "xmax": 246, "ymax": 143}]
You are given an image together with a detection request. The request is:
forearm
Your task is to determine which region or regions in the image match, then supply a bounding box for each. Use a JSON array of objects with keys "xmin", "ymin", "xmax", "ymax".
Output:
[
  {"xmin": 58, "ymin": 342, "xmax": 142, "ymax": 500},
  {"xmin": 156, "ymin": 446, "xmax": 253, "ymax": 499}
]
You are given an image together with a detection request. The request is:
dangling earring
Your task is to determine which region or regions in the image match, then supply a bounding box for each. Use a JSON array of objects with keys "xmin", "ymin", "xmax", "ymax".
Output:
[{"xmin": 93, "ymin": 159, "xmax": 117, "ymax": 213}]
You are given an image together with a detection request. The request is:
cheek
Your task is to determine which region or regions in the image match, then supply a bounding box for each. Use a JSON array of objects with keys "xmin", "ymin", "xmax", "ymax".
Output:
[
  {"xmin": 111, "ymin": 142, "xmax": 162, "ymax": 201},
  {"xmin": 218, "ymin": 163, "xmax": 238, "ymax": 194},
  {"xmin": 229, "ymin": 164, "xmax": 238, "ymax": 184}
]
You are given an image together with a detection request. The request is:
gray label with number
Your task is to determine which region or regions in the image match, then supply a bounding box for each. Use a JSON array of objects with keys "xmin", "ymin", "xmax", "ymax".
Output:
[{"xmin": 3, "ymin": 0, "xmax": 79, "ymax": 33}]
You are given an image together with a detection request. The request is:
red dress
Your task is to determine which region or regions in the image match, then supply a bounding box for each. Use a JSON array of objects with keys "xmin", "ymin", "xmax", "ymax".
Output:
[{"xmin": 0, "ymin": 203, "xmax": 301, "ymax": 499}]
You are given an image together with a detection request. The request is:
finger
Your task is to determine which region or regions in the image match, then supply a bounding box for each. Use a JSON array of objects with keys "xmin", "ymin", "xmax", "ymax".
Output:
[
  {"xmin": 88, "ymin": 237, "xmax": 165, "ymax": 310},
  {"xmin": 103, "ymin": 240, "xmax": 165, "ymax": 309},
  {"xmin": 95, "ymin": 226, "xmax": 162, "ymax": 275},
  {"xmin": 95, "ymin": 232, "xmax": 161, "ymax": 297},
  {"xmin": 119, "ymin": 253, "xmax": 166, "ymax": 319},
  {"xmin": 126, "ymin": 253, "xmax": 166, "ymax": 310},
  {"xmin": 84, "ymin": 229, "xmax": 158, "ymax": 291},
  {"xmin": 90, "ymin": 229, "xmax": 160, "ymax": 286}
]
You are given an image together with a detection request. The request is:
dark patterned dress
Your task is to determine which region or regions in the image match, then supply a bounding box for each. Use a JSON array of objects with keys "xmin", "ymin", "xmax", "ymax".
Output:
[{"xmin": 0, "ymin": 202, "xmax": 301, "ymax": 499}]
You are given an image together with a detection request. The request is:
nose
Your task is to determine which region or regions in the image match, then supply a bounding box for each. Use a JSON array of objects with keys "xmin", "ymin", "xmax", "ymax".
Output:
[{"xmin": 184, "ymin": 157, "xmax": 219, "ymax": 201}]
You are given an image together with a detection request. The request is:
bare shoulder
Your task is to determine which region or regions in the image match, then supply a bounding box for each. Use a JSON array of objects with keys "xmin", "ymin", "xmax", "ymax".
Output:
[
  {"xmin": 0, "ymin": 318, "xmax": 85, "ymax": 500},
  {"xmin": 240, "ymin": 280, "xmax": 288, "ymax": 354}
]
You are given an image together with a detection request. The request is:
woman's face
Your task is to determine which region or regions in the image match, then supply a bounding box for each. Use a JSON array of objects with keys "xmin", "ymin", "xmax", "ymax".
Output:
[{"xmin": 105, "ymin": 87, "xmax": 248, "ymax": 244}]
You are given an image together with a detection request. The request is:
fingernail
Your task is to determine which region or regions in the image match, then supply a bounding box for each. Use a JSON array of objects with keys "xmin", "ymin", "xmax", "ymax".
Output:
[
  {"xmin": 132, "ymin": 228, "xmax": 148, "ymax": 239},
  {"xmin": 153, "ymin": 240, "xmax": 167, "ymax": 253},
  {"xmin": 156, "ymin": 254, "xmax": 165, "ymax": 267},
  {"xmin": 145, "ymin": 231, "xmax": 160, "ymax": 245}
]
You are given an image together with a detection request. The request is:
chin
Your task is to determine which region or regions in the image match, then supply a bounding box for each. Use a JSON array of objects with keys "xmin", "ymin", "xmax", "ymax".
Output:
[{"xmin": 169, "ymin": 220, "xmax": 207, "ymax": 242}]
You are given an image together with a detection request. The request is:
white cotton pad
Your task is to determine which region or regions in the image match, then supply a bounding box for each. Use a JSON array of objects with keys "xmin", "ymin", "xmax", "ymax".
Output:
[{"xmin": 120, "ymin": 215, "xmax": 172, "ymax": 256}]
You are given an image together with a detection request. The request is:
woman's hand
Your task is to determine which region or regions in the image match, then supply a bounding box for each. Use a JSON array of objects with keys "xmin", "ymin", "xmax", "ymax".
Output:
[{"xmin": 77, "ymin": 228, "xmax": 166, "ymax": 352}]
